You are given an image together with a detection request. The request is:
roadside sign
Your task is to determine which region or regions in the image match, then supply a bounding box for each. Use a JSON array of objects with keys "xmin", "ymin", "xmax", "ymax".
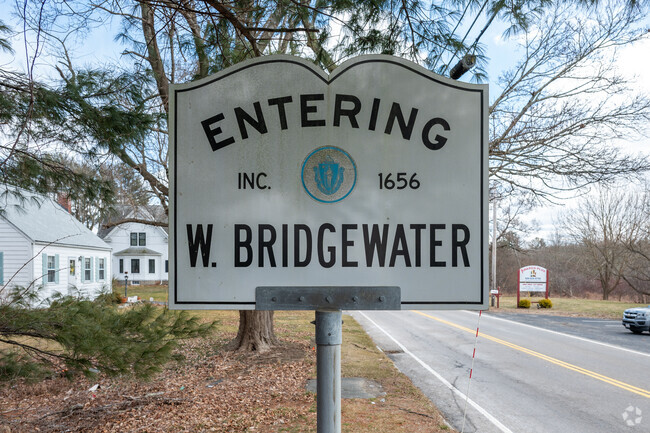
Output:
[
  {"xmin": 518, "ymin": 266, "xmax": 548, "ymax": 292},
  {"xmin": 517, "ymin": 265, "xmax": 549, "ymax": 305},
  {"xmin": 169, "ymin": 55, "xmax": 488, "ymax": 310}
]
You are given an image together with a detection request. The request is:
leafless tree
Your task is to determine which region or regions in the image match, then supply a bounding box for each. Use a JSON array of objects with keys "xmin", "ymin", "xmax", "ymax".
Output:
[
  {"xmin": 620, "ymin": 186, "xmax": 650, "ymax": 300},
  {"xmin": 530, "ymin": 232, "xmax": 588, "ymax": 298},
  {"xmin": 490, "ymin": 3, "xmax": 650, "ymax": 201},
  {"xmin": 562, "ymin": 186, "xmax": 648, "ymax": 300},
  {"xmin": 622, "ymin": 247, "xmax": 650, "ymax": 301},
  {"xmin": 492, "ymin": 193, "xmax": 535, "ymax": 247}
]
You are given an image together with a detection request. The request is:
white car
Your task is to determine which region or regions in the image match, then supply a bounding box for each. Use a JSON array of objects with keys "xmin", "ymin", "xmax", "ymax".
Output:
[{"xmin": 622, "ymin": 306, "xmax": 650, "ymax": 334}]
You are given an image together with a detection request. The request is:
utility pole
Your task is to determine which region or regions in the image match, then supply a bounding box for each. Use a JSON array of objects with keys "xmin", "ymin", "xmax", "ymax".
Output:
[{"xmin": 492, "ymin": 199, "xmax": 497, "ymax": 294}]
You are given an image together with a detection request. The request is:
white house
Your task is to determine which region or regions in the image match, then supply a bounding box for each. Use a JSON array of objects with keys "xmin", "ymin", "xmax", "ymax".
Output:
[
  {"xmin": 98, "ymin": 206, "xmax": 168, "ymax": 285},
  {"xmin": 0, "ymin": 189, "xmax": 112, "ymax": 301}
]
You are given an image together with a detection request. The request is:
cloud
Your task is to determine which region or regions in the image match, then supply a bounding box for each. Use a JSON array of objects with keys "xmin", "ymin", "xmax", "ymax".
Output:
[{"xmin": 616, "ymin": 35, "xmax": 650, "ymax": 92}]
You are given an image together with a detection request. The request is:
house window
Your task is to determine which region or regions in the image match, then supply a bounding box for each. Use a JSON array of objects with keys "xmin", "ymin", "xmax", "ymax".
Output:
[
  {"xmin": 130, "ymin": 232, "xmax": 146, "ymax": 246},
  {"xmin": 47, "ymin": 255, "xmax": 56, "ymax": 283},
  {"xmin": 69, "ymin": 259, "xmax": 75, "ymax": 276},
  {"xmin": 84, "ymin": 258, "xmax": 91, "ymax": 282},
  {"xmin": 148, "ymin": 259, "xmax": 155, "ymax": 273},
  {"xmin": 99, "ymin": 258, "xmax": 105, "ymax": 280},
  {"xmin": 131, "ymin": 259, "xmax": 140, "ymax": 274},
  {"xmin": 165, "ymin": 260, "xmax": 168, "ymax": 273},
  {"xmin": 119, "ymin": 259, "xmax": 124, "ymax": 273}
]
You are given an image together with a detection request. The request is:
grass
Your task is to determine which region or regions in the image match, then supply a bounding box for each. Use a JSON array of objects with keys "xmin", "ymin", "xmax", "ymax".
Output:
[
  {"xmin": 8, "ymin": 282, "xmax": 645, "ymax": 431},
  {"xmin": 341, "ymin": 315, "xmax": 396, "ymax": 379},
  {"xmin": 274, "ymin": 311, "xmax": 315, "ymax": 343},
  {"xmin": 276, "ymin": 312, "xmax": 453, "ymax": 433},
  {"xmin": 113, "ymin": 282, "xmax": 168, "ymax": 302},
  {"xmin": 340, "ymin": 314, "xmax": 453, "ymax": 432},
  {"xmin": 493, "ymin": 296, "xmax": 648, "ymax": 319}
]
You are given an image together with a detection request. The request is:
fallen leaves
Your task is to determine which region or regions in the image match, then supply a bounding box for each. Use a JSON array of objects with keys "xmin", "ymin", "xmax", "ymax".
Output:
[
  {"xmin": 0, "ymin": 334, "xmax": 315, "ymax": 432},
  {"xmin": 1, "ymin": 311, "xmax": 454, "ymax": 433}
]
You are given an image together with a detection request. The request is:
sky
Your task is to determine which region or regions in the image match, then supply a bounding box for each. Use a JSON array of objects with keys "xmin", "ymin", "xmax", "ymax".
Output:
[
  {"xmin": 480, "ymin": 14, "xmax": 650, "ymax": 241},
  {"xmin": 521, "ymin": 33, "xmax": 650, "ymax": 242},
  {"xmin": 1, "ymin": 1, "xmax": 649, "ymax": 242}
]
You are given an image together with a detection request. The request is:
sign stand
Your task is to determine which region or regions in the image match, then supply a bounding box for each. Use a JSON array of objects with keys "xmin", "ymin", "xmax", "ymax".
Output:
[
  {"xmin": 517, "ymin": 266, "xmax": 549, "ymax": 306},
  {"xmin": 315, "ymin": 310, "xmax": 342, "ymax": 433},
  {"xmin": 257, "ymin": 286, "xmax": 400, "ymax": 433},
  {"xmin": 170, "ymin": 55, "xmax": 488, "ymax": 432}
]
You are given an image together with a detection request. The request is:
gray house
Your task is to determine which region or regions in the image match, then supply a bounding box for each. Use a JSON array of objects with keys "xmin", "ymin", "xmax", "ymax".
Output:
[{"xmin": 0, "ymin": 189, "xmax": 112, "ymax": 301}]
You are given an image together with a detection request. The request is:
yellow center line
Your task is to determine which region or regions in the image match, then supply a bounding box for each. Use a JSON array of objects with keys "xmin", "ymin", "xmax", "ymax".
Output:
[{"xmin": 412, "ymin": 310, "xmax": 650, "ymax": 399}]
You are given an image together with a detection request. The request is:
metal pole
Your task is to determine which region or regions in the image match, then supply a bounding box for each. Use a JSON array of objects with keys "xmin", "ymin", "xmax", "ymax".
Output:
[{"xmin": 315, "ymin": 310, "xmax": 342, "ymax": 433}]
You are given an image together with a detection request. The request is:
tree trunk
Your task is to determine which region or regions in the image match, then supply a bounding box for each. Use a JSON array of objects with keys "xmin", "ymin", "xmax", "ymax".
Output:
[{"xmin": 231, "ymin": 310, "xmax": 279, "ymax": 352}]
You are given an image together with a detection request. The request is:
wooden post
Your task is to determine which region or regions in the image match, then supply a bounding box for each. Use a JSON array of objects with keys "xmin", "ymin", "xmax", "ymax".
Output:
[{"xmin": 517, "ymin": 271, "xmax": 521, "ymax": 307}]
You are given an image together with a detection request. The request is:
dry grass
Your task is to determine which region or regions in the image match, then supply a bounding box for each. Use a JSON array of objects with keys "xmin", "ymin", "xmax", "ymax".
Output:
[
  {"xmin": 341, "ymin": 315, "xmax": 453, "ymax": 433},
  {"xmin": 492, "ymin": 296, "xmax": 647, "ymax": 319},
  {"xmin": 278, "ymin": 313, "xmax": 453, "ymax": 433}
]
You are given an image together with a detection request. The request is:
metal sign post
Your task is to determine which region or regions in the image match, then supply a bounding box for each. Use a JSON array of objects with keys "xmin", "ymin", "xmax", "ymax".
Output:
[
  {"xmin": 315, "ymin": 310, "xmax": 342, "ymax": 433},
  {"xmin": 257, "ymin": 286, "xmax": 400, "ymax": 433}
]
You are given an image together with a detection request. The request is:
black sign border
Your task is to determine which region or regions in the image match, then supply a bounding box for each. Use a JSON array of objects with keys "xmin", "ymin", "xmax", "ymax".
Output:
[{"xmin": 171, "ymin": 56, "xmax": 487, "ymax": 308}]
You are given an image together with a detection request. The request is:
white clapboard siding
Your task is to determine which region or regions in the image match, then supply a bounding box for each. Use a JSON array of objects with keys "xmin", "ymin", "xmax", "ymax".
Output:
[
  {"xmin": 0, "ymin": 217, "xmax": 34, "ymax": 289},
  {"xmin": 34, "ymin": 244, "xmax": 112, "ymax": 301},
  {"xmin": 1, "ymin": 188, "xmax": 112, "ymax": 303},
  {"xmin": 105, "ymin": 221, "xmax": 168, "ymax": 282}
]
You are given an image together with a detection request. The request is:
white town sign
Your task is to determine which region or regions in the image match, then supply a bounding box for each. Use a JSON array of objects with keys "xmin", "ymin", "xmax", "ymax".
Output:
[{"xmin": 169, "ymin": 55, "xmax": 488, "ymax": 310}]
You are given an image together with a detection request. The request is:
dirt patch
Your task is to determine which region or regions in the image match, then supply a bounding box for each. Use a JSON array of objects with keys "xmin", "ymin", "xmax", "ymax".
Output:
[{"xmin": 237, "ymin": 341, "xmax": 309, "ymax": 365}]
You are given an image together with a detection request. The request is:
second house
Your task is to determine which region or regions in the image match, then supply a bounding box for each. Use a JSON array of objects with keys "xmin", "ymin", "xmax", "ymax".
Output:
[{"xmin": 99, "ymin": 206, "xmax": 168, "ymax": 285}]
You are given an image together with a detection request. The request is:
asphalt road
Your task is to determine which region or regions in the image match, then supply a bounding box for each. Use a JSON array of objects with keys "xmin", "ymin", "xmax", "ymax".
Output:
[
  {"xmin": 487, "ymin": 313, "xmax": 650, "ymax": 352},
  {"xmin": 351, "ymin": 310, "xmax": 650, "ymax": 433}
]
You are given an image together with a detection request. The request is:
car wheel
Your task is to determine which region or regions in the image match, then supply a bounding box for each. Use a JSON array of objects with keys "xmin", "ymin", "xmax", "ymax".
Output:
[{"xmin": 630, "ymin": 326, "xmax": 643, "ymax": 334}]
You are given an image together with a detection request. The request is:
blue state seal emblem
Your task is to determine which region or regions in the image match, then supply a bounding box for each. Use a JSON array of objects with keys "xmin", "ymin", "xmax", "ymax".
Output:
[
  {"xmin": 301, "ymin": 146, "xmax": 356, "ymax": 203},
  {"xmin": 314, "ymin": 155, "xmax": 344, "ymax": 196}
]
